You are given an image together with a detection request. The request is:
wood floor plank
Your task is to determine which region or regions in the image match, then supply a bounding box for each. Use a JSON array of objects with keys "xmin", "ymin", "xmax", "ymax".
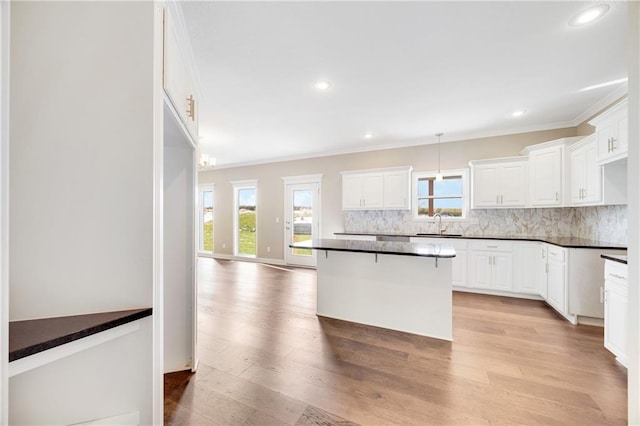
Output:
[{"xmin": 166, "ymin": 258, "xmax": 628, "ymax": 425}]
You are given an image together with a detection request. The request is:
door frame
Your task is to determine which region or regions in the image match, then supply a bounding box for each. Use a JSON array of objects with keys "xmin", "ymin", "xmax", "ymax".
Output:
[
  {"xmin": 282, "ymin": 174, "xmax": 322, "ymax": 267},
  {"xmin": 197, "ymin": 183, "xmax": 214, "ymax": 256}
]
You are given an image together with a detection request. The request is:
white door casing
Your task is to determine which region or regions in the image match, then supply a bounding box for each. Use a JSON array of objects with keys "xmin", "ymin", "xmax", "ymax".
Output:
[{"xmin": 283, "ymin": 175, "xmax": 322, "ymax": 267}]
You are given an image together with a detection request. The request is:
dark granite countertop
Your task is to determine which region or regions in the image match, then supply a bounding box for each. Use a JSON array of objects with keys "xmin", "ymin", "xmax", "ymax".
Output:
[
  {"xmin": 9, "ymin": 308, "xmax": 152, "ymax": 362},
  {"xmin": 601, "ymin": 254, "xmax": 628, "ymax": 264},
  {"xmin": 334, "ymin": 232, "xmax": 627, "ymax": 250},
  {"xmin": 290, "ymin": 239, "xmax": 456, "ymax": 258}
]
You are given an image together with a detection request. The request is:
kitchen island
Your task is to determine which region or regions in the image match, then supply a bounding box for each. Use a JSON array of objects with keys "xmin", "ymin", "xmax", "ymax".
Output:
[{"xmin": 290, "ymin": 239, "xmax": 456, "ymax": 341}]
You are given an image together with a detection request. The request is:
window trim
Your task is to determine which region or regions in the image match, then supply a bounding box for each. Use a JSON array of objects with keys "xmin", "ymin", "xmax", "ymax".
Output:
[
  {"xmin": 231, "ymin": 179, "xmax": 258, "ymax": 258},
  {"xmin": 412, "ymin": 169, "xmax": 469, "ymax": 221}
]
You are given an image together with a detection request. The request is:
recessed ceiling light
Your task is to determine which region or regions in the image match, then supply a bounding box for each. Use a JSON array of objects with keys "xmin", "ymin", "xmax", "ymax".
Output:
[
  {"xmin": 579, "ymin": 77, "xmax": 628, "ymax": 92},
  {"xmin": 511, "ymin": 109, "xmax": 526, "ymax": 117},
  {"xmin": 569, "ymin": 4, "xmax": 610, "ymax": 27},
  {"xmin": 364, "ymin": 133, "xmax": 373, "ymax": 139},
  {"xmin": 313, "ymin": 80, "xmax": 332, "ymax": 91}
]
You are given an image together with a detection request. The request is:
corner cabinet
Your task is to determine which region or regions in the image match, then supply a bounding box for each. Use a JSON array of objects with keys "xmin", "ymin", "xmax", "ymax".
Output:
[
  {"xmin": 589, "ymin": 98, "xmax": 628, "ymax": 165},
  {"xmin": 568, "ymin": 134, "xmax": 627, "ymax": 207},
  {"xmin": 341, "ymin": 166, "xmax": 412, "ymax": 210},
  {"xmin": 469, "ymin": 157, "xmax": 527, "ymax": 208},
  {"xmin": 546, "ymin": 245, "xmax": 569, "ymax": 320},
  {"xmin": 163, "ymin": 4, "xmax": 199, "ymax": 143},
  {"xmin": 521, "ymin": 137, "xmax": 583, "ymax": 207},
  {"xmin": 513, "ymin": 242, "xmax": 545, "ymax": 296}
]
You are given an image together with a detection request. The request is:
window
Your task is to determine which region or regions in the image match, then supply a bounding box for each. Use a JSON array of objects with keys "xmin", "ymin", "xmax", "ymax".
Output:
[
  {"xmin": 413, "ymin": 169, "xmax": 468, "ymax": 219},
  {"xmin": 232, "ymin": 180, "xmax": 257, "ymax": 257},
  {"xmin": 198, "ymin": 185, "xmax": 214, "ymax": 253}
]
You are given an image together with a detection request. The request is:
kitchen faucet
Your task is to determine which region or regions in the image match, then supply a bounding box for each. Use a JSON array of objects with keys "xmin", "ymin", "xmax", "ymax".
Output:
[{"xmin": 433, "ymin": 213, "xmax": 443, "ymax": 235}]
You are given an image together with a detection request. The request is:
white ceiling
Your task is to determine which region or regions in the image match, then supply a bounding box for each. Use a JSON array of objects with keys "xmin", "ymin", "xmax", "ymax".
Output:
[{"xmin": 181, "ymin": 1, "xmax": 628, "ymax": 168}]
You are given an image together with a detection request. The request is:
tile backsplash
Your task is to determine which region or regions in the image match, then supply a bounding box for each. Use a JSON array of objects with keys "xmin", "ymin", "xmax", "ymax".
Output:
[{"xmin": 343, "ymin": 205, "xmax": 627, "ymax": 244}]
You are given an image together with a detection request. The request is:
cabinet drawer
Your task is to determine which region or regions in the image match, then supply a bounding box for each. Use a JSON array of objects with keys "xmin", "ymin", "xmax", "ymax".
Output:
[
  {"xmin": 469, "ymin": 240, "xmax": 512, "ymax": 252},
  {"xmin": 605, "ymin": 261, "xmax": 628, "ymax": 286},
  {"xmin": 547, "ymin": 245, "xmax": 566, "ymax": 262}
]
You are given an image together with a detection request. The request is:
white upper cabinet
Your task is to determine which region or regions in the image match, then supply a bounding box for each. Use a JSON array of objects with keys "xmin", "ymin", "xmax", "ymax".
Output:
[
  {"xmin": 362, "ymin": 173, "xmax": 385, "ymax": 208},
  {"xmin": 527, "ymin": 145, "xmax": 563, "ymax": 206},
  {"xmin": 521, "ymin": 137, "xmax": 582, "ymax": 207},
  {"xmin": 341, "ymin": 167, "xmax": 412, "ymax": 210},
  {"xmin": 589, "ymin": 98, "xmax": 628, "ymax": 165},
  {"xmin": 570, "ymin": 135, "xmax": 602, "ymax": 205},
  {"xmin": 469, "ymin": 157, "xmax": 527, "ymax": 208},
  {"xmin": 164, "ymin": 5, "xmax": 199, "ymax": 143},
  {"xmin": 568, "ymin": 134, "xmax": 627, "ymax": 206},
  {"xmin": 383, "ymin": 169, "xmax": 411, "ymax": 209}
]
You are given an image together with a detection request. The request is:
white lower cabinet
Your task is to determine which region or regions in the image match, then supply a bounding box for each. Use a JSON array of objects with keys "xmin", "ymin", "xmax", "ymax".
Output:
[
  {"xmin": 513, "ymin": 242, "xmax": 545, "ymax": 295},
  {"xmin": 538, "ymin": 245, "xmax": 548, "ymax": 300},
  {"xmin": 546, "ymin": 245, "xmax": 567, "ymax": 315},
  {"xmin": 410, "ymin": 237, "xmax": 467, "ymax": 288},
  {"xmin": 603, "ymin": 260, "xmax": 628, "ymax": 367},
  {"xmin": 468, "ymin": 240, "xmax": 513, "ymax": 291}
]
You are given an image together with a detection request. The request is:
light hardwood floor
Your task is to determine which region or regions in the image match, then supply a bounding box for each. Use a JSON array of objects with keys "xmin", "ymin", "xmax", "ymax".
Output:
[{"xmin": 164, "ymin": 258, "xmax": 627, "ymax": 425}]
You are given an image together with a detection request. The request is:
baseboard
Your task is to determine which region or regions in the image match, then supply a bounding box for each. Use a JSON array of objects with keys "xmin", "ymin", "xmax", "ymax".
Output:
[
  {"xmin": 577, "ymin": 316, "xmax": 604, "ymax": 327},
  {"xmin": 453, "ymin": 286, "xmax": 543, "ymax": 301},
  {"xmin": 199, "ymin": 253, "xmax": 286, "ymax": 266}
]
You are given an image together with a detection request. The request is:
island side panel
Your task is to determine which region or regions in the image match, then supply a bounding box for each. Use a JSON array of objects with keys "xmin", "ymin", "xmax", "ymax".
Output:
[{"xmin": 316, "ymin": 250, "xmax": 453, "ymax": 341}]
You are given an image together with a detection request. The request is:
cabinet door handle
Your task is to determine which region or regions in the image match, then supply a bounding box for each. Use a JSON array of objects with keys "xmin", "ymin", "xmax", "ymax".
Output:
[
  {"xmin": 496, "ymin": 195, "xmax": 499, "ymax": 204},
  {"xmin": 555, "ymin": 192, "xmax": 559, "ymax": 201},
  {"xmin": 186, "ymin": 94, "xmax": 195, "ymax": 121},
  {"xmin": 500, "ymin": 195, "xmax": 504, "ymax": 204},
  {"xmin": 610, "ymin": 273, "xmax": 626, "ymax": 280},
  {"xmin": 541, "ymin": 248, "xmax": 545, "ymax": 259},
  {"xmin": 610, "ymin": 137, "xmax": 617, "ymax": 151},
  {"xmin": 487, "ymin": 245, "xmax": 498, "ymax": 248},
  {"xmin": 607, "ymin": 138, "xmax": 612, "ymax": 153},
  {"xmin": 600, "ymin": 287, "xmax": 605, "ymax": 303}
]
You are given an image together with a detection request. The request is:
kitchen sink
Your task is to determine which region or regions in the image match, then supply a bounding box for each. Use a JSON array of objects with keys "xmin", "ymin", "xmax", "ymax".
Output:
[{"xmin": 415, "ymin": 233, "xmax": 463, "ymax": 237}]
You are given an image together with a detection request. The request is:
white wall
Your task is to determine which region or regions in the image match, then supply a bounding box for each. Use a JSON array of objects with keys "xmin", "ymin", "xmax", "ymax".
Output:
[
  {"xmin": 0, "ymin": 1, "xmax": 9, "ymax": 423},
  {"xmin": 9, "ymin": 1, "xmax": 155, "ymax": 320},
  {"xmin": 163, "ymin": 107, "xmax": 195, "ymax": 373},
  {"xmin": 627, "ymin": 1, "xmax": 639, "ymax": 423},
  {"xmin": 7, "ymin": 2, "xmax": 160, "ymax": 423}
]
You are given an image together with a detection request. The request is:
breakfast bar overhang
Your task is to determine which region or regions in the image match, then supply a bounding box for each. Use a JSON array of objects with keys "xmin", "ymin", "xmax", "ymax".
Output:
[{"xmin": 290, "ymin": 239, "xmax": 456, "ymax": 341}]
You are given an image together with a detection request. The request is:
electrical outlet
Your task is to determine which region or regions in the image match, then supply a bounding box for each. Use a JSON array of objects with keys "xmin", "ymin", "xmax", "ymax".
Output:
[
  {"xmin": 267, "ymin": 246, "xmax": 271, "ymax": 253},
  {"xmin": 222, "ymin": 243, "xmax": 226, "ymax": 249},
  {"xmin": 275, "ymin": 217, "xmax": 280, "ymax": 223}
]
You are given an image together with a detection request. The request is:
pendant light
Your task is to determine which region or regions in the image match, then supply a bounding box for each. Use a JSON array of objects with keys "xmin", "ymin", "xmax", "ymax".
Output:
[{"xmin": 435, "ymin": 132, "xmax": 444, "ymax": 182}]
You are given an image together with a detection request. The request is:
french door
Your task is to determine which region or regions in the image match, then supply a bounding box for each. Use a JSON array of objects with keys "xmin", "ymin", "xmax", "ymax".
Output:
[{"xmin": 284, "ymin": 180, "xmax": 320, "ymax": 267}]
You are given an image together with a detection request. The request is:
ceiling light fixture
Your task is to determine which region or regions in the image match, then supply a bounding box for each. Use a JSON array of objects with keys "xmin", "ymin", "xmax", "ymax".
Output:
[
  {"xmin": 569, "ymin": 4, "xmax": 610, "ymax": 26},
  {"xmin": 313, "ymin": 79, "xmax": 332, "ymax": 91},
  {"xmin": 579, "ymin": 77, "xmax": 628, "ymax": 92},
  {"xmin": 511, "ymin": 109, "xmax": 526, "ymax": 117},
  {"xmin": 435, "ymin": 132, "xmax": 444, "ymax": 182},
  {"xmin": 199, "ymin": 154, "xmax": 216, "ymax": 169},
  {"xmin": 364, "ymin": 133, "xmax": 373, "ymax": 139}
]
